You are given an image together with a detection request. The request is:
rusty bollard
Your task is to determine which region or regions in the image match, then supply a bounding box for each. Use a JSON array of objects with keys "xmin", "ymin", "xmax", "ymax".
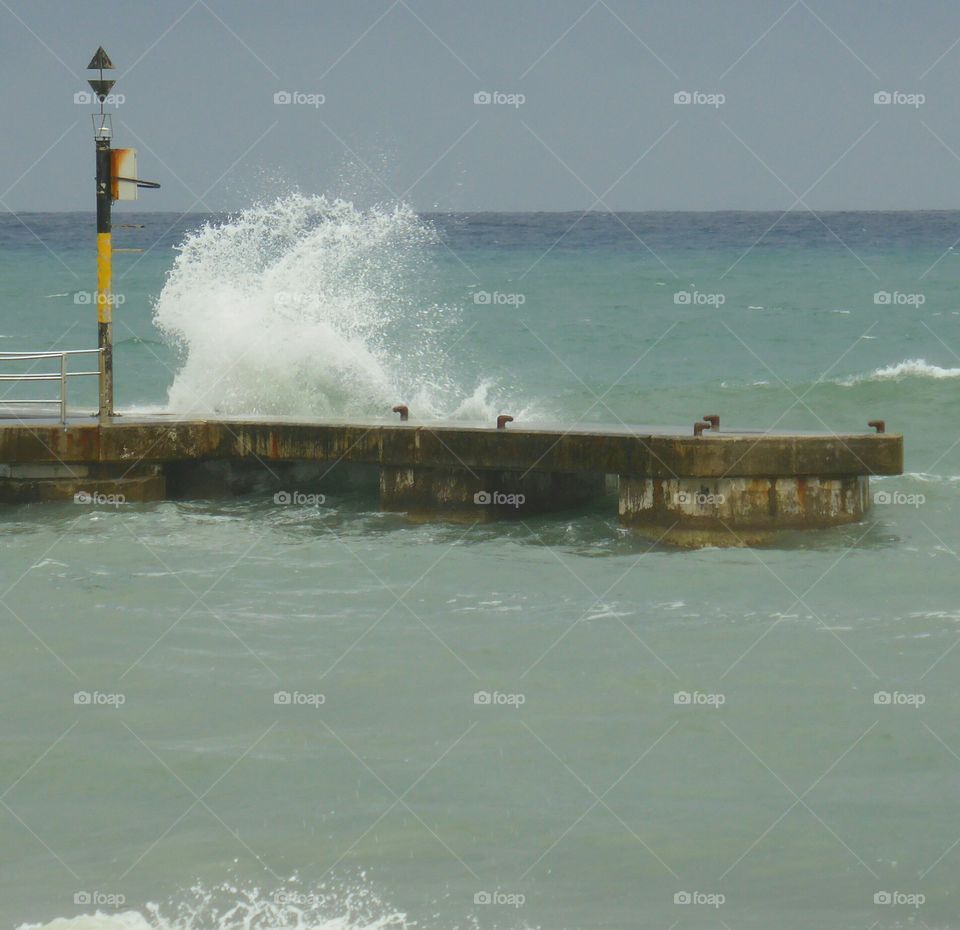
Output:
[
  {"xmin": 868, "ymin": 420, "xmax": 885, "ymax": 434},
  {"xmin": 693, "ymin": 421, "xmax": 711, "ymax": 437},
  {"xmin": 392, "ymin": 405, "xmax": 409, "ymax": 422},
  {"xmin": 497, "ymin": 415, "xmax": 514, "ymax": 430},
  {"xmin": 703, "ymin": 414, "xmax": 720, "ymax": 431}
]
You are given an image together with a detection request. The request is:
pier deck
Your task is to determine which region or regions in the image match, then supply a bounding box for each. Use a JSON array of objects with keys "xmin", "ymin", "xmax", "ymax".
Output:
[{"xmin": 0, "ymin": 413, "xmax": 904, "ymax": 547}]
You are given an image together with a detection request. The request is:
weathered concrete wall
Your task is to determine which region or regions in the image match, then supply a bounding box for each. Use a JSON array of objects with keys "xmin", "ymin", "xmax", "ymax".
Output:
[
  {"xmin": 163, "ymin": 460, "xmax": 378, "ymax": 499},
  {"xmin": 0, "ymin": 463, "xmax": 164, "ymax": 504},
  {"xmin": 380, "ymin": 466, "xmax": 606, "ymax": 520},
  {"xmin": 0, "ymin": 419, "xmax": 903, "ymax": 478},
  {"xmin": 619, "ymin": 474, "xmax": 870, "ymax": 547}
]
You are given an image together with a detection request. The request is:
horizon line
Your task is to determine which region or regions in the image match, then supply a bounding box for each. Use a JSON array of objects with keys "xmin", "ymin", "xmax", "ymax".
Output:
[{"xmin": 4, "ymin": 207, "xmax": 960, "ymax": 215}]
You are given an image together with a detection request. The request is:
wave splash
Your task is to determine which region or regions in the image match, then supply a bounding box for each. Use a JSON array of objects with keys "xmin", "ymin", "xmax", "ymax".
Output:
[
  {"xmin": 153, "ymin": 195, "xmax": 466, "ymax": 419},
  {"xmin": 837, "ymin": 358, "xmax": 960, "ymax": 386}
]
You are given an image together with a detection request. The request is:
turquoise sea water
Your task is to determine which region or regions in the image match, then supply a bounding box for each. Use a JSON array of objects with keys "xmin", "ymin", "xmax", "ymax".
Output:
[{"xmin": 2, "ymin": 207, "xmax": 959, "ymax": 930}]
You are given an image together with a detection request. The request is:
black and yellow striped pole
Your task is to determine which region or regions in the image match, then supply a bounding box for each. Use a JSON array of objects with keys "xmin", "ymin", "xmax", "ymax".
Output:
[
  {"xmin": 87, "ymin": 47, "xmax": 116, "ymax": 419},
  {"xmin": 86, "ymin": 47, "xmax": 159, "ymax": 420},
  {"xmin": 95, "ymin": 118, "xmax": 113, "ymax": 418}
]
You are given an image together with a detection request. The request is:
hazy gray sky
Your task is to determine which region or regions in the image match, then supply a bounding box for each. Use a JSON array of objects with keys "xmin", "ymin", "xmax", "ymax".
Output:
[{"xmin": 2, "ymin": 0, "xmax": 960, "ymax": 212}]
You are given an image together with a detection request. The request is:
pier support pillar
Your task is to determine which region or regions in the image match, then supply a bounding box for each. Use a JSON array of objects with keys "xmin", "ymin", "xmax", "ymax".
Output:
[
  {"xmin": 618, "ymin": 475, "xmax": 870, "ymax": 548},
  {"xmin": 0, "ymin": 463, "xmax": 165, "ymax": 504},
  {"xmin": 380, "ymin": 467, "xmax": 605, "ymax": 521}
]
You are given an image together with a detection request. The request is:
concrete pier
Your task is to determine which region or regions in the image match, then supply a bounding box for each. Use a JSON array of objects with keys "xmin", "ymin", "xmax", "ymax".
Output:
[
  {"xmin": 0, "ymin": 415, "xmax": 902, "ymax": 547},
  {"xmin": 619, "ymin": 475, "xmax": 870, "ymax": 548}
]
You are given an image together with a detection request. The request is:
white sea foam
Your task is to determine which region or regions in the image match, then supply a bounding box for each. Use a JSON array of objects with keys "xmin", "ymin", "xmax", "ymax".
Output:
[
  {"xmin": 153, "ymin": 194, "xmax": 510, "ymax": 421},
  {"xmin": 19, "ymin": 909, "xmax": 406, "ymax": 930},
  {"xmin": 837, "ymin": 358, "xmax": 960, "ymax": 385},
  {"xmin": 896, "ymin": 472, "xmax": 960, "ymax": 484},
  {"xmin": 19, "ymin": 915, "xmax": 152, "ymax": 930},
  {"xmin": 19, "ymin": 881, "xmax": 410, "ymax": 930}
]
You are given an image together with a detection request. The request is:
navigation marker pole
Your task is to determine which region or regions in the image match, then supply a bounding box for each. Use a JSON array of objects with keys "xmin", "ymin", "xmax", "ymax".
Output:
[{"xmin": 85, "ymin": 47, "xmax": 160, "ymax": 420}]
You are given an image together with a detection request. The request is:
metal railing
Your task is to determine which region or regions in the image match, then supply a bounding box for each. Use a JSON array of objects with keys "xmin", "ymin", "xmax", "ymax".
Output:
[{"xmin": 0, "ymin": 349, "xmax": 103, "ymax": 423}]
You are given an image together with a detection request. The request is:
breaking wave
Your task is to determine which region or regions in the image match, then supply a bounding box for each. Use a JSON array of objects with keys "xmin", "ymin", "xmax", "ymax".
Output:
[
  {"xmin": 153, "ymin": 194, "xmax": 508, "ymax": 421},
  {"xmin": 837, "ymin": 358, "xmax": 960, "ymax": 385}
]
